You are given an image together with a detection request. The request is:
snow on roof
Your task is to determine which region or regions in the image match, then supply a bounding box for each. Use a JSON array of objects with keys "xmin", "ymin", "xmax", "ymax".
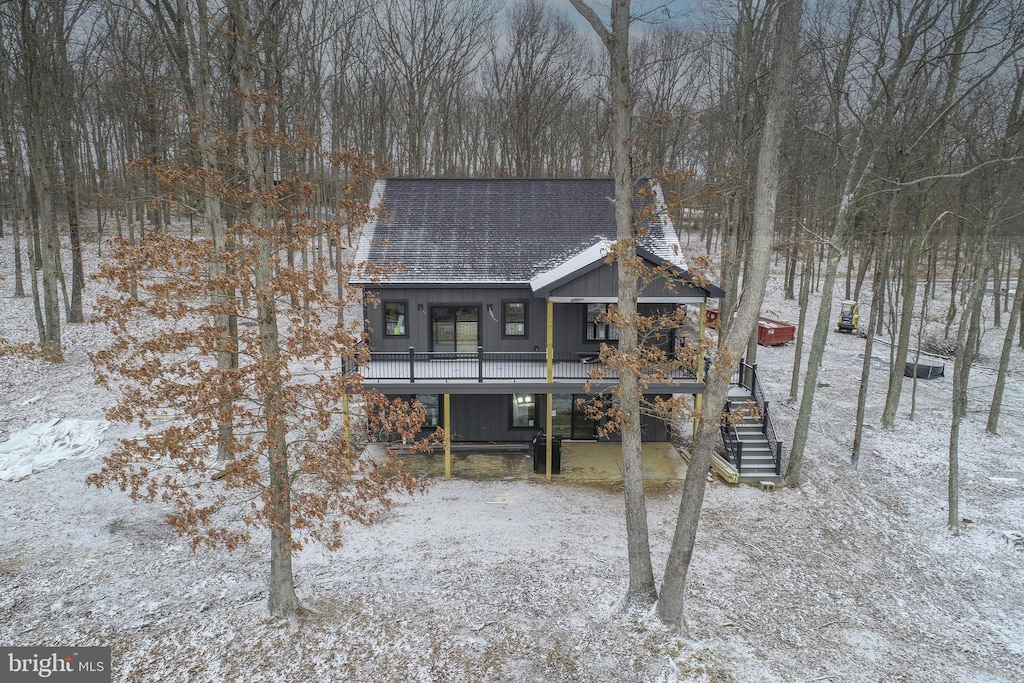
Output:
[
  {"xmin": 528, "ymin": 239, "xmax": 614, "ymax": 294},
  {"xmin": 349, "ymin": 178, "xmax": 688, "ymax": 286}
]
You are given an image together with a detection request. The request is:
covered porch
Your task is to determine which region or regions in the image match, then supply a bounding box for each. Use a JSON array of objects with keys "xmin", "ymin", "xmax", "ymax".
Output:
[{"xmin": 389, "ymin": 441, "xmax": 688, "ymax": 482}]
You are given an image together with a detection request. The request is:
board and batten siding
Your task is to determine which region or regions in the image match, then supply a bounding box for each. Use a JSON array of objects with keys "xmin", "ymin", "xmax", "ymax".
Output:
[
  {"xmin": 552, "ymin": 302, "xmax": 678, "ymax": 354},
  {"xmin": 548, "ymin": 260, "xmax": 707, "ymax": 299},
  {"xmin": 364, "ymin": 287, "xmax": 682, "ymax": 356},
  {"xmin": 364, "ymin": 287, "xmax": 545, "ymax": 353},
  {"xmin": 387, "ymin": 393, "xmax": 671, "ymax": 442}
]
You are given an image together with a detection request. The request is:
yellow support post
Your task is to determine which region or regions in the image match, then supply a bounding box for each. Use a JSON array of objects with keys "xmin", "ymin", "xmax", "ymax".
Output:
[
  {"xmin": 545, "ymin": 298, "xmax": 554, "ymax": 480},
  {"xmin": 694, "ymin": 298, "xmax": 707, "ymax": 439},
  {"xmin": 342, "ymin": 393, "xmax": 352, "ymax": 482},
  {"xmin": 546, "ymin": 298, "xmax": 554, "ymax": 383},
  {"xmin": 546, "ymin": 394, "xmax": 553, "ymax": 480},
  {"xmin": 443, "ymin": 393, "xmax": 452, "ymax": 480}
]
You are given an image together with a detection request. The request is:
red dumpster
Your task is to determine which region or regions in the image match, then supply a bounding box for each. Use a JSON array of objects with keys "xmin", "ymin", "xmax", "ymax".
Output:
[{"xmin": 757, "ymin": 316, "xmax": 795, "ymax": 345}]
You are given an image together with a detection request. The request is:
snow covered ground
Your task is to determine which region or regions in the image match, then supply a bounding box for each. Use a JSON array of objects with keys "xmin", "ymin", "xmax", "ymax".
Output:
[{"xmin": 1, "ymin": 229, "xmax": 1022, "ymax": 682}]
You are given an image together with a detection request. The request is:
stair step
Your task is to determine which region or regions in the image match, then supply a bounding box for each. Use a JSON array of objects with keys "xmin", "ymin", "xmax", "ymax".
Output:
[
  {"xmin": 739, "ymin": 458, "xmax": 776, "ymax": 467},
  {"xmin": 738, "ymin": 455, "xmax": 776, "ymax": 463},
  {"xmin": 737, "ymin": 462, "xmax": 774, "ymax": 473},
  {"xmin": 738, "ymin": 474, "xmax": 783, "ymax": 485},
  {"xmin": 740, "ymin": 466, "xmax": 779, "ymax": 474}
]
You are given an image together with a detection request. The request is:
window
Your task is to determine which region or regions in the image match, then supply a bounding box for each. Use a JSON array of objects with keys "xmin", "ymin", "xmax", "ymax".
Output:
[
  {"xmin": 384, "ymin": 301, "xmax": 407, "ymax": 337},
  {"xmin": 503, "ymin": 301, "xmax": 527, "ymax": 337},
  {"xmin": 585, "ymin": 304, "xmax": 618, "ymax": 342},
  {"xmin": 511, "ymin": 394, "xmax": 537, "ymax": 428},
  {"xmin": 416, "ymin": 395, "xmax": 440, "ymax": 429}
]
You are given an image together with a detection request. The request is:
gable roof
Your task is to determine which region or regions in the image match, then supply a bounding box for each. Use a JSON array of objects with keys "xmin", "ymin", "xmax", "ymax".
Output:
[{"xmin": 351, "ymin": 178, "xmax": 719, "ymax": 297}]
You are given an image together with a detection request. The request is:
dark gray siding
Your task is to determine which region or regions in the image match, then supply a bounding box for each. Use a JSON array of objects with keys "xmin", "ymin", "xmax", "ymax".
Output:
[
  {"xmin": 448, "ymin": 394, "xmax": 544, "ymax": 442},
  {"xmin": 385, "ymin": 393, "xmax": 546, "ymax": 442},
  {"xmin": 365, "ymin": 287, "xmax": 679, "ymax": 356},
  {"xmin": 549, "ymin": 261, "xmax": 707, "ymax": 299},
  {"xmin": 364, "ymin": 287, "xmax": 545, "ymax": 353},
  {"xmin": 384, "ymin": 392, "xmax": 670, "ymax": 442},
  {"xmin": 553, "ymin": 302, "xmax": 676, "ymax": 354}
]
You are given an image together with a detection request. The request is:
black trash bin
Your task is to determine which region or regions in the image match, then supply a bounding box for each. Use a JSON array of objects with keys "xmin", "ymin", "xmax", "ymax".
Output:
[{"xmin": 532, "ymin": 432, "xmax": 562, "ymax": 474}]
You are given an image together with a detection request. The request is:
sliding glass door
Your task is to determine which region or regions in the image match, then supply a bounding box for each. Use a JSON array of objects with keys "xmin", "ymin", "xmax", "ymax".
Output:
[
  {"xmin": 550, "ymin": 395, "xmax": 597, "ymax": 439},
  {"xmin": 431, "ymin": 306, "xmax": 479, "ymax": 353}
]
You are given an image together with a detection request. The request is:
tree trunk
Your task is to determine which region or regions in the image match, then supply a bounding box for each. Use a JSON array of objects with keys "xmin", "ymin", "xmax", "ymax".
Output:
[
  {"xmin": 0, "ymin": 65, "xmax": 27, "ymax": 297},
  {"xmin": 946, "ymin": 223, "xmax": 962, "ymax": 339},
  {"xmin": 880, "ymin": 225, "xmax": 925, "ymax": 429},
  {"xmin": 784, "ymin": 241, "xmax": 796, "ymax": 300},
  {"xmin": 570, "ymin": 0, "xmax": 656, "ymax": 608},
  {"xmin": 55, "ymin": 19, "xmax": 83, "ymax": 324},
  {"xmin": 992, "ymin": 240, "xmax": 1002, "ymax": 328},
  {"xmin": 228, "ymin": 0, "xmax": 299, "ymax": 618},
  {"xmin": 657, "ymin": 0, "xmax": 802, "ymax": 631},
  {"xmin": 194, "ymin": 0, "xmax": 236, "ymax": 465},
  {"xmin": 20, "ymin": 0, "xmax": 62, "ymax": 354},
  {"xmin": 987, "ymin": 255, "xmax": 1024, "ymax": 434},
  {"xmin": 786, "ymin": 240, "xmax": 841, "ymax": 485},
  {"xmin": 851, "ymin": 231, "xmax": 888, "ymax": 466},
  {"xmin": 60, "ymin": 138, "xmax": 85, "ymax": 323},
  {"xmin": 789, "ymin": 243, "xmax": 811, "ymax": 401},
  {"xmin": 852, "ymin": 239, "xmax": 873, "ymax": 302},
  {"xmin": 12, "ymin": 207, "xmax": 26, "ymax": 297},
  {"xmin": 949, "ymin": 255, "xmax": 987, "ymax": 533}
]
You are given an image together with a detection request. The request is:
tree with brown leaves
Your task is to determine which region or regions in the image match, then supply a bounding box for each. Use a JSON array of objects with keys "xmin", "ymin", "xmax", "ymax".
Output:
[{"xmin": 88, "ymin": 103, "xmax": 437, "ymax": 618}]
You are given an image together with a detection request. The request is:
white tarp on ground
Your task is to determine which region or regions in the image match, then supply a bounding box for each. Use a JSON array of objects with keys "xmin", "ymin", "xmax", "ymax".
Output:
[{"xmin": 0, "ymin": 419, "xmax": 109, "ymax": 482}]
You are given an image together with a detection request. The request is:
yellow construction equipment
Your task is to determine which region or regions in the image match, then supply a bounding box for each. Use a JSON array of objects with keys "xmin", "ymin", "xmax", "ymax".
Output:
[{"xmin": 837, "ymin": 300, "xmax": 860, "ymax": 334}]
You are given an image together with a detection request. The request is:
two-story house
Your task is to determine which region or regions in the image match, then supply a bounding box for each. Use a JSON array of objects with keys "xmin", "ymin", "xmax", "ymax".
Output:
[{"xmin": 349, "ymin": 177, "xmax": 724, "ymax": 477}]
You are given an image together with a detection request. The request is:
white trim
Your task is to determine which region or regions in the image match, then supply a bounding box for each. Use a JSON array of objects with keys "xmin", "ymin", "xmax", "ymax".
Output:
[
  {"xmin": 528, "ymin": 239, "xmax": 614, "ymax": 294},
  {"xmin": 640, "ymin": 296, "xmax": 706, "ymax": 304},
  {"xmin": 548, "ymin": 296, "xmax": 706, "ymax": 304},
  {"xmin": 349, "ymin": 279, "xmax": 532, "ymax": 286}
]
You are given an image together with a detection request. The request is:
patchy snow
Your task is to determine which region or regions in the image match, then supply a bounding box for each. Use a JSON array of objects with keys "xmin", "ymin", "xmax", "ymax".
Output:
[{"xmin": 1, "ymin": 227, "xmax": 1023, "ymax": 682}]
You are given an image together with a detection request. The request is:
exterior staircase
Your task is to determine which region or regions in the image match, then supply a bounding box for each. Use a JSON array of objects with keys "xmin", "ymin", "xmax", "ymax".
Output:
[{"xmin": 720, "ymin": 363, "xmax": 784, "ymax": 485}]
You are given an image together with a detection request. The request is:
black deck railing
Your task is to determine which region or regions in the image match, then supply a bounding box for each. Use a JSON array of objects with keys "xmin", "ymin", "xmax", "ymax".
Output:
[
  {"xmin": 356, "ymin": 346, "xmax": 698, "ymax": 384},
  {"xmin": 720, "ymin": 402, "xmax": 743, "ymax": 472},
  {"xmin": 737, "ymin": 360, "xmax": 783, "ymax": 476}
]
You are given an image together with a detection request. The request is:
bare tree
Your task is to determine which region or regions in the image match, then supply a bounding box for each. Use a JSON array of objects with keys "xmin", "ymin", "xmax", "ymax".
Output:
[
  {"xmin": 568, "ymin": 0, "xmax": 658, "ymax": 608},
  {"xmin": 785, "ymin": 0, "xmax": 954, "ymax": 484},
  {"xmin": 13, "ymin": 0, "xmax": 70, "ymax": 356},
  {"xmin": 658, "ymin": 0, "xmax": 802, "ymax": 630},
  {"xmin": 0, "ymin": 37, "xmax": 29, "ymax": 299},
  {"xmin": 880, "ymin": 0, "xmax": 1007, "ymax": 430},
  {"xmin": 374, "ymin": 0, "xmax": 495, "ymax": 175},
  {"xmin": 487, "ymin": 0, "xmax": 590, "ymax": 176}
]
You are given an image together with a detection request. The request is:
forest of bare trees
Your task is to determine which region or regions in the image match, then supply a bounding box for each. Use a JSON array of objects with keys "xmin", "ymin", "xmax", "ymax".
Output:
[
  {"xmin": 2, "ymin": 0, "xmax": 1021, "ymax": 344},
  {"xmin": 2, "ymin": 0, "xmax": 1024, "ymax": 623}
]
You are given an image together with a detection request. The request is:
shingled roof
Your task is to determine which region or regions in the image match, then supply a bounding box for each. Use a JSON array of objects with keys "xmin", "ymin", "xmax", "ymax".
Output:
[{"xmin": 351, "ymin": 177, "xmax": 688, "ymax": 286}]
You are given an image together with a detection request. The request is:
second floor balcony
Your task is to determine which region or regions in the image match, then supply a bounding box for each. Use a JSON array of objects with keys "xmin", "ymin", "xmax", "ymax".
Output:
[{"xmin": 353, "ymin": 346, "xmax": 703, "ymax": 395}]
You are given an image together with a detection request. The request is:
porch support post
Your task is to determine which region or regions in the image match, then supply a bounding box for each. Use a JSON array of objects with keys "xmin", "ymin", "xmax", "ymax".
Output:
[
  {"xmin": 546, "ymin": 298, "xmax": 553, "ymax": 480},
  {"xmin": 443, "ymin": 393, "xmax": 451, "ymax": 480},
  {"xmin": 546, "ymin": 298, "xmax": 554, "ymax": 383},
  {"xmin": 546, "ymin": 394, "xmax": 553, "ymax": 481},
  {"xmin": 694, "ymin": 298, "xmax": 707, "ymax": 439}
]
